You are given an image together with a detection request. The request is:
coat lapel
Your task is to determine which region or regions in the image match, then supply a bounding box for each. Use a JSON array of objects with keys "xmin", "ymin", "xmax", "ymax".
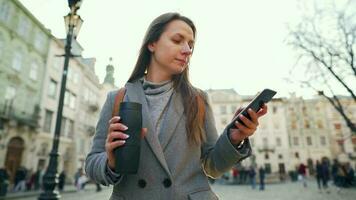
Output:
[
  {"xmin": 124, "ymin": 81, "xmax": 172, "ymax": 178},
  {"xmin": 158, "ymin": 91, "xmax": 184, "ymax": 151}
]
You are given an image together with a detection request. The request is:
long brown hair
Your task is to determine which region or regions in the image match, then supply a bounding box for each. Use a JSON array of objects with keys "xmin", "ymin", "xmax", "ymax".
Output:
[{"xmin": 128, "ymin": 12, "xmax": 207, "ymax": 146}]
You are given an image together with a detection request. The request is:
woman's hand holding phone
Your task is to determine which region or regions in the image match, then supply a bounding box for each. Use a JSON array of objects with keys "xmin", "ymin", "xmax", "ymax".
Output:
[{"xmin": 229, "ymin": 104, "xmax": 268, "ymax": 145}]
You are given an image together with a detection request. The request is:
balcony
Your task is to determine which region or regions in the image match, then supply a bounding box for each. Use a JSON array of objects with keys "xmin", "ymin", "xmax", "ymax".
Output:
[
  {"xmin": 80, "ymin": 123, "xmax": 95, "ymax": 137},
  {"xmin": 0, "ymin": 101, "xmax": 40, "ymax": 129},
  {"xmin": 87, "ymin": 101, "xmax": 99, "ymax": 113},
  {"xmin": 257, "ymin": 145, "xmax": 275, "ymax": 153}
]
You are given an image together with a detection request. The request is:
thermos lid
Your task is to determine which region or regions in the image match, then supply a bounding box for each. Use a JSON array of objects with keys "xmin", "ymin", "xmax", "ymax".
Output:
[{"xmin": 119, "ymin": 102, "xmax": 142, "ymax": 110}]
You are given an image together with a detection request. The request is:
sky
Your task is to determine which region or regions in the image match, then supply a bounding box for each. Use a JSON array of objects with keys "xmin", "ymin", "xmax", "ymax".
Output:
[{"xmin": 19, "ymin": 0, "xmax": 353, "ymax": 99}]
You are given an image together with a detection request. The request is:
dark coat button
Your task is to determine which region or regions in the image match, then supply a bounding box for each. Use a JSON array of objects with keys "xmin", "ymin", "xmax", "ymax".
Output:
[
  {"xmin": 163, "ymin": 178, "xmax": 172, "ymax": 188},
  {"xmin": 138, "ymin": 179, "xmax": 146, "ymax": 188}
]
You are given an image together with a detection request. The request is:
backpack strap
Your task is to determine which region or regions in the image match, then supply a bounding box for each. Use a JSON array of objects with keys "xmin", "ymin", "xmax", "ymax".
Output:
[{"xmin": 112, "ymin": 87, "xmax": 126, "ymax": 117}]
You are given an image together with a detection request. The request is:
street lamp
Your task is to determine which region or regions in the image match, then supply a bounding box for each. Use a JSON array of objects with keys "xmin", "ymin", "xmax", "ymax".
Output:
[{"xmin": 38, "ymin": 1, "xmax": 83, "ymax": 199}]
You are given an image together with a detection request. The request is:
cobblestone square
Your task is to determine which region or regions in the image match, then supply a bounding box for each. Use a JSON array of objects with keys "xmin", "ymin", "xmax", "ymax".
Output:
[{"xmin": 13, "ymin": 180, "xmax": 356, "ymax": 200}]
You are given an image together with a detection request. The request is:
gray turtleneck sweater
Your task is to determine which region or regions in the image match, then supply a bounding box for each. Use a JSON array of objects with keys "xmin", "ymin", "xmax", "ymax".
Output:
[{"xmin": 141, "ymin": 77, "xmax": 174, "ymax": 137}]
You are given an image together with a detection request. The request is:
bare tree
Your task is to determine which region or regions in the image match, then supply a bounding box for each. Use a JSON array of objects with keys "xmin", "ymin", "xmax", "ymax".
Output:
[{"xmin": 288, "ymin": 0, "xmax": 356, "ymax": 133}]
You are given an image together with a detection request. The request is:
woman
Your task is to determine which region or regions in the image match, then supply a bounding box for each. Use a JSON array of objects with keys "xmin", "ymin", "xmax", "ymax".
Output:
[{"xmin": 85, "ymin": 12, "xmax": 267, "ymax": 200}]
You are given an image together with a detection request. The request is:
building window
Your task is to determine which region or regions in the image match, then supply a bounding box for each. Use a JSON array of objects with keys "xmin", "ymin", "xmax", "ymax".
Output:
[
  {"xmin": 306, "ymin": 136, "xmax": 312, "ymax": 146},
  {"xmin": 12, "ymin": 51, "xmax": 22, "ymax": 71},
  {"xmin": 0, "ymin": 2, "xmax": 12, "ymax": 23},
  {"xmin": 276, "ymin": 137, "xmax": 282, "ymax": 146},
  {"xmin": 29, "ymin": 62, "xmax": 38, "ymax": 80},
  {"xmin": 60, "ymin": 117, "xmax": 67, "ymax": 136},
  {"xmin": 302, "ymin": 106, "xmax": 307, "ymax": 114},
  {"xmin": 43, "ymin": 110, "xmax": 53, "ymax": 133},
  {"xmin": 64, "ymin": 91, "xmax": 76, "ymax": 109},
  {"xmin": 5, "ymin": 86, "xmax": 16, "ymax": 100},
  {"xmin": 272, "ymin": 106, "xmax": 277, "ymax": 114},
  {"xmin": 317, "ymin": 120, "xmax": 324, "ymax": 129},
  {"xmin": 278, "ymin": 154, "xmax": 283, "ymax": 159},
  {"xmin": 304, "ymin": 120, "xmax": 310, "ymax": 129},
  {"xmin": 293, "ymin": 137, "xmax": 299, "ymax": 146},
  {"xmin": 69, "ymin": 94, "xmax": 76, "ymax": 109},
  {"xmin": 334, "ymin": 123, "xmax": 341, "ymax": 130},
  {"xmin": 67, "ymin": 120, "xmax": 74, "ymax": 138},
  {"xmin": 264, "ymin": 163, "xmax": 272, "ymax": 174},
  {"xmin": 320, "ymin": 136, "xmax": 327, "ymax": 146},
  {"xmin": 220, "ymin": 105, "xmax": 227, "ymax": 115},
  {"xmin": 64, "ymin": 90, "xmax": 70, "ymax": 106},
  {"xmin": 265, "ymin": 153, "xmax": 269, "ymax": 160},
  {"xmin": 48, "ymin": 79, "xmax": 57, "ymax": 99},
  {"xmin": 17, "ymin": 15, "xmax": 31, "ymax": 38},
  {"xmin": 62, "ymin": 119, "xmax": 74, "ymax": 138},
  {"xmin": 34, "ymin": 31, "xmax": 45, "ymax": 51},
  {"xmin": 295, "ymin": 152, "xmax": 299, "ymax": 158},
  {"xmin": 291, "ymin": 120, "xmax": 297, "ymax": 130}
]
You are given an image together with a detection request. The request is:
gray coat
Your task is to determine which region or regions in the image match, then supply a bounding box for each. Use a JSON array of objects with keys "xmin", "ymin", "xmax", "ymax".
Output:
[{"xmin": 85, "ymin": 80, "xmax": 251, "ymax": 200}]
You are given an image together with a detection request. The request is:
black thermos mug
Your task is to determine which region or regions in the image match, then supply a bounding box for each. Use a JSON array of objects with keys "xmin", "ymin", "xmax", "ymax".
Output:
[{"xmin": 114, "ymin": 102, "xmax": 142, "ymax": 174}]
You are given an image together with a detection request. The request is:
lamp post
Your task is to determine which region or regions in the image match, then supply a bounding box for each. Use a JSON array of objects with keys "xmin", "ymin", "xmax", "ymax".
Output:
[{"xmin": 38, "ymin": 1, "xmax": 83, "ymax": 199}]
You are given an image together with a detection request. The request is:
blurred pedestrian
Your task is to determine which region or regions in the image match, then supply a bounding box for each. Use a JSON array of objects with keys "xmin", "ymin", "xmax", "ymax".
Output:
[
  {"xmin": 13, "ymin": 166, "xmax": 27, "ymax": 192},
  {"xmin": 331, "ymin": 159, "xmax": 340, "ymax": 186},
  {"xmin": 321, "ymin": 159, "xmax": 330, "ymax": 192},
  {"xmin": 345, "ymin": 163, "xmax": 355, "ymax": 187},
  {"xmin": 33, "ymin": 168, "xmax": 42, "ymax": 190},
  {"xmin": 76, "ymin": 172, "xmax": 88, "ymax": 191},
  {"xmin": 298, "ymin": 163, "xmax": 307, "ymax": 188},
  {"xmin": 25, "ymin": 169, "xmax": 34, "ymax": 191},
  {"xmin": 0, "ymin": 167, "xmax": 9, "ymax": 197},
  {"xmin": 259, "ymin": 166, "xmax": 265, "ymax": 191},
  {"xmin": 315, "ymin": 160, "xmax": 322, "ymax": 191},
  {"xmin": 232, "ymin": 167, "xmax": 238, "ymax": 184},
  {"xmin": 74, "ymin": 168, "xmax": 82, "ymax": 188},
  {"xmin": 58, "ymin": 170, "xmax": 66, "ymax": 191},
  {"xmin": 248, "ymin": 166, "xmax": 256, "ymax": 189}
]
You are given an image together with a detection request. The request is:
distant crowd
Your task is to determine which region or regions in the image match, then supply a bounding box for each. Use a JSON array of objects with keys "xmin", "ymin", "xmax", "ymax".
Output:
[
  {"xmin": 209, "ymin": 158, "xmax": 355, "ymax": 192},
  {"xmin": 0, "ymin": 167, "xmax": 102, "ymax": 197}
]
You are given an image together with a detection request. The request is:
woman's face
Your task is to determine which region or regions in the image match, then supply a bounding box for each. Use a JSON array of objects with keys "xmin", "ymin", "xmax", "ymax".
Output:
[{"xmin": 148, "ymin": 19, "xmax": 195, "ymax": 75}]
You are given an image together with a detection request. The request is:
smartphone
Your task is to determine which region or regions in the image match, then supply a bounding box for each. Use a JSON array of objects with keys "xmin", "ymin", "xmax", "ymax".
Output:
[{"xmin": 226, "ymin": 89, "xmax": 277, "ymax": 130}]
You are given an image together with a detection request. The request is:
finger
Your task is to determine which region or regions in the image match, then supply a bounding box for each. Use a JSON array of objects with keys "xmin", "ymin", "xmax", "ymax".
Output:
[
  {"xmin": 233, "ymin": 107, "xmax": 244, "ymax": 119},
  {"xmin": 110, "ymin": 132, "xmax": 130, "ymax": 141},
  {"xmin": 107, "ymin": 140, "xmax": 126, "ymax": 151},
  {"xmin": 109, "ymin": 116, "xmax": 121, "ymax": 124},
  {"xmin": 109, "ymin": 123, "xmax": 128, "ymax": 133},
  {"xmin": 235, "ymin": 121, "xmax": 255, "ymax": 135},
  {"xmin": 106, "ymin": 130, "xmax": 128, "ymax": 143},
  {"xmin": 141, "ymin": 128, "xmax": 148, "ymax": 139},
  {"xmin": 247, "ymin": 108, "xmax": 258, "ymax": 124},
  {"xmin": 257, "ymin": 104, "xmax": 268, "ymax": 117},
  {"xmin": 238, "ymin": 115, "xmax": 257, "ymax": 129}
]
